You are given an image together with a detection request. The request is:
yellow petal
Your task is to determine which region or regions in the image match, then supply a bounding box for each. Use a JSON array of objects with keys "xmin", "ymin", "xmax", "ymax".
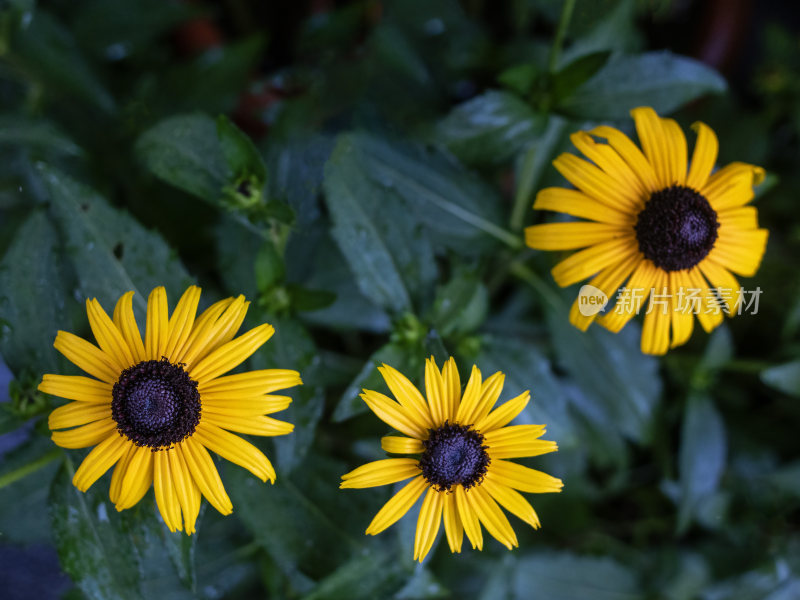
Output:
[
  {"xmin": 553, "ymin": 153, "xmax": 640, "ymax": 210},
  {"xmin": 154, "ymin": 450, "xmax": 183, "ymax": 532},
  {"xmin": 72, "ymin": 433, "xmax": 127, "ymax": 492},
  {"xmin": 365, "ymin": 475, "xmax": 427, "ymax": 535},
  {"xmin": 109, "ymin": 442, "xmax": 137, "ymax": 505},
  {"xmin": 180, "ymin": 436, "xmax": 232, "ymax": 515},
  {"xmin": 39, "ymin": 374, "xmax": 112, "ymax": 403},
  {"xmin": 568, "ymin": 251, "xmax": 642, "ymax": 332},
  {"xmin": 198, "ymin": 369, "xmax": 302, "ymax": 395},
  {"xmin": 51, "ymin": 418, "xmax": 117, "ymax": 449},
  {"xmin": 164, "ymin": 286, "xmax": 202, "ymax": 363},
  {"xmin": 193, "ymin": 422, "xmax": 276, "ymax": 482},
  {"xmin": 669, "ymin": 271, "xmax": 695, "ymax": 349},
  {"xmin": 145, "ymin": 286, "xmax": 169, "ymax": 361},
  {"xmin": 440, "ymin": 357, "xmax": 460, "ymax": 423},
  {"xmin": 381, "ymin": 436, "xmax": 425, "ymax": 454},
  {"xmin": 413, "ymin": 488, "xmax": 443, "ymax": 562},
  {"xmin": 661, "ymin": 117, "xmax": 688, "ymax": 186},
  {"xmin": 482, "ymin": 474, "xmax": 540, "ymax": 529},
  {"xmin": 469, "ymin": 485, "xmax": 517, "ymax": 549},
  {"xmin": 596, "ymin": 258, "xmax": 658, "ymax": 333},
  {"xmin": 115, "ymin": 444, "xmax": 154, "ymax": 510},
  {"xmin": 570, "ymin": 130, "xmax": 647, "ymax": 201},
  {"xmin": 189, "ymin": 323, "xmax": 274, "ymax": 383},
  {"xmin": 179, "ymin": 297, "xmax": 247, "ymax": 368},
  {"xmin": 340, "ymin": 458, "xmax": 421, "ymax": 489},
  {"xmin": 424, "ymin": 357, "xmax": 445, "ymax": 426},
  {"xmin": 702, "ymin": 162, "xmax": 765, "ymax": 211},
  {"xmin": 533, "ymin": 187, "xmax": 633, "ymax": 226},
  {"xmin": 485, "ymin": 424, "xmax": 558, "ymax": 459},
  {"xmin": 202, "ymin": 413, "xmax": 294, "ymax": 437},
  {"xmin": 442, "ymin": 492, "xmax": 463, "ymax": 553},
  {"xmin": 112, "ymin": 291, "xmax": 146, "ymax": 364},
  {"xmin": 378, "ymin": 363, "xmax": 434, "ymax": 430},
  {"xmin": 454, "ymin": 365, "xmax": 483, "ymax": 425},
  {"xmin": 54, "ymin": 331, "xmax": 120, "ymax": 383},
  {"xmin": 631, "ymin": 106, "xmax": 670, "ymax": 189},
  {"xmin": 685, "ymin": 267, "xmax": 724, "ymax": 333},
  {"xmin": 686, "ymin": 121, "xmax": 718, "ymax": 190},
  {"xmin": 589, "ymin": 124, "xmax": 659, "ymax": 192},
  {"xmin": 474, "ymin": 392, "xmax": 530, "ymax": 433},
  {"xmin": 707, "ymin": 228, "xmax": 768, "ymax": 277},
  {"xmin": 551, "ymin": 237, "xmax": 638, "ymax": 288},
  {"xmin": 717, "ymin": 206, "xmax": 758, "ymax": 230},
  {"xmin": 525, "ymin": 222, "xmax": 630, "ymax": 251},
  {"xmin": 49, "ymin": 402, "xmax": 111, "ymax": 430},
  {"xmin": 489, "ymin": 460, "xmax": 563, "ymax": 494},
  {"xmin": 361, "ymin": 390, "xmax": 427, "ymax": 439},
  {"xmin": 169, "ymin": 447, "xmax": 201, "ymax": 535},
  {"xmin": 201, "ymin": 395, "xmax": 292, "ymax": 417},
  {"xmin": 86, "ymin": 299, "xmax": 134, "ymax": 371},
  {"xmin": 698, "ymin": 258, "xmax": 743, "ymax": 316},
  {"xmin": 454, "ymin": 484, "xmax": 483, "ymax": 550},
  {"xmin": 641, "ymin": 270, "xmax": 671, "ymax": 356}
]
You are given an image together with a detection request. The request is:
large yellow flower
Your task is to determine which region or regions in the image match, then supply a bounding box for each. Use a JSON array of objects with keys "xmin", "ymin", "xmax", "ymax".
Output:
[
  {"xmin": 526, "ymin": 107, "xmax": 768, "ymax": 355},
  {"xmin": 340, "ymin": 357, "xmax": 562, "ymax": 562},
  {"xmin": 40, "ymin": 286, "xmax": 301, "ymax": 534}
]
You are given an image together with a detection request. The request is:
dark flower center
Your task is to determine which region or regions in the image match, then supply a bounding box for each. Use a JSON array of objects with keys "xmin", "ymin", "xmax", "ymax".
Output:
[
  {"xmin": 111, "ymin": 359, "xmax": 201, "ymax": 450},
  {"xmin": 419, "ymin": 421, "xmax": 490, "ymax": 492},
  {"xmin": 634, "ymin": 185, "xmax": 719, "ymax": 272}
]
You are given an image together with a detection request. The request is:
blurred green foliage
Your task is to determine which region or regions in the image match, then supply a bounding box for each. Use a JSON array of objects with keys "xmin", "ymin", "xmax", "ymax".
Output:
[{"xmin": 0, "ymin": 0, "xmax": 799, "ymax": 599}]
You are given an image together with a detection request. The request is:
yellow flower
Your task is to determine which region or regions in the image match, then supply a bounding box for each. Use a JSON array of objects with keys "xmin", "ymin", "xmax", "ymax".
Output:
[
  {"xmin": 40, "ymin": 286, "xmax": 301, "ymax": 534},
  {"xmin": 526, "ymin": 107, "xmax": 768, "ymax": 355},
  {"xmin": 340, "ymin": 357, "xmax": 562, "ymax": 562}
]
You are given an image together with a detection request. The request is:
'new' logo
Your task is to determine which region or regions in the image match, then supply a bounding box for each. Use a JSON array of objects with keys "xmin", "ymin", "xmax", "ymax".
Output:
[{"xmin": 577, "ymin": 284, "xmax": 608, "ymax": 316}]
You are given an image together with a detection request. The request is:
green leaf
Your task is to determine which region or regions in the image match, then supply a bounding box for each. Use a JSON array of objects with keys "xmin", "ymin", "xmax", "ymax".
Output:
[
  {"xmin": 546, "ymin": 304, "xmax": 661, "ymax": 443},
  {"xmin": 427, "ymin": 270, "xmax": 488, "ymax": 337},
  {"xmin": 761, "ymin": 360, "xmax": 800, "ymax": 398},
  {"xmin": 49, "ymin": 461, "xmax": 195, "ymax": 600},
  {"xmin": 323, "ymin": 134, "xmax": 437, "ymax": 313},
  {"xmin": 433, "ymin": 90, "xmax": 546, "ymax": 166},
  {"xmin": 0, "ymin": 209, "xmax": 72, "ymax": 374},
  {"xmin": 9, "ymin": 9, "xmax": 115, "ymax": 112},
  {"xmin": 678, "ymin": 394, "xmax": 727, "ymax": 532},
  {"xmin": 557, "ymin": 51, "xmax": 727, "ymax": 119},
  {"xmin": 0, "ymin": 114, "xmax": 82, "ymax": 156},
  {"xmin": 325, "ymin": 133, "xmax": 515, "ymax": 255},
  {"xmin": 287, "ymin": 226, "xmax": 391, "ymax": 333},
  {"xmin": 225, "ymin": 465, "xmax": 357, "ymax": 593},
  {"xmin": 136, "ymin": 113, "xmax": 228, "ymax": 205},
  {"xmin": 137, "ymin": 113, "xmax": 287, "ymax": 221},
  {"xmin": 301, "ymin": 547, "xmax": 409, "ymax": 600},
  {"xmin": 551, "ymin": 50, "xmax": 611, "ymax": 104},
  {"xmin": 0, "ymin": 434, "xmax": 61, "ymax": 544},
  {"xmin": 39, "ymin": 165, "xmax": 193, "ymax": 311},
  {"xmin": 512, "ymin": 552, "xmax": 641, "ymax": 599},
  {"xmin": 216, "ymin": 114, "xmax": 267, "ymax": 196}
]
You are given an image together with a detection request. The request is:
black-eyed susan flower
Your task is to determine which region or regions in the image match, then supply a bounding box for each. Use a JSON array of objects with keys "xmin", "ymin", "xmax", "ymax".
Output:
[
  {"xmin": 40, "ymin": 286, "xmax": 301, "ymax": 534},
  {"xmin": 340, "ymin": 357, "xmax": 562, "ymax": 562},
  {"xmin": 526, "ymin": 107, "xmax": 768, "ymax": 355}
]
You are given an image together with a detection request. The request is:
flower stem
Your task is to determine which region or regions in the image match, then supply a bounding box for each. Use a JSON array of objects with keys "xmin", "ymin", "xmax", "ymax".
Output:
[
  {"xmin": 508, "ymin": 260, "xmax": 564, "ymax": 313},
  {"xmin": 0, "ymin": 448, "xmax": 62, "ymax": 490},
  {"xmin": 548, "ymin": 0, "xmax": 577, "ymax": 73}
]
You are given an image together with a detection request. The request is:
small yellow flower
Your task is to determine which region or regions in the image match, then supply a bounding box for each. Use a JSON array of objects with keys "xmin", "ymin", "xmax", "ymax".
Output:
[
  {"xmin": 40, "ymin": 286, "xmax": 302, "ymax": 534},
  {"xmin": 340, "ymin": 357, "xmax": 562, "ymax": 562},
  {"xmin": 526, "ymin": 107, "xmax": 768, "ymax": 355}
]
